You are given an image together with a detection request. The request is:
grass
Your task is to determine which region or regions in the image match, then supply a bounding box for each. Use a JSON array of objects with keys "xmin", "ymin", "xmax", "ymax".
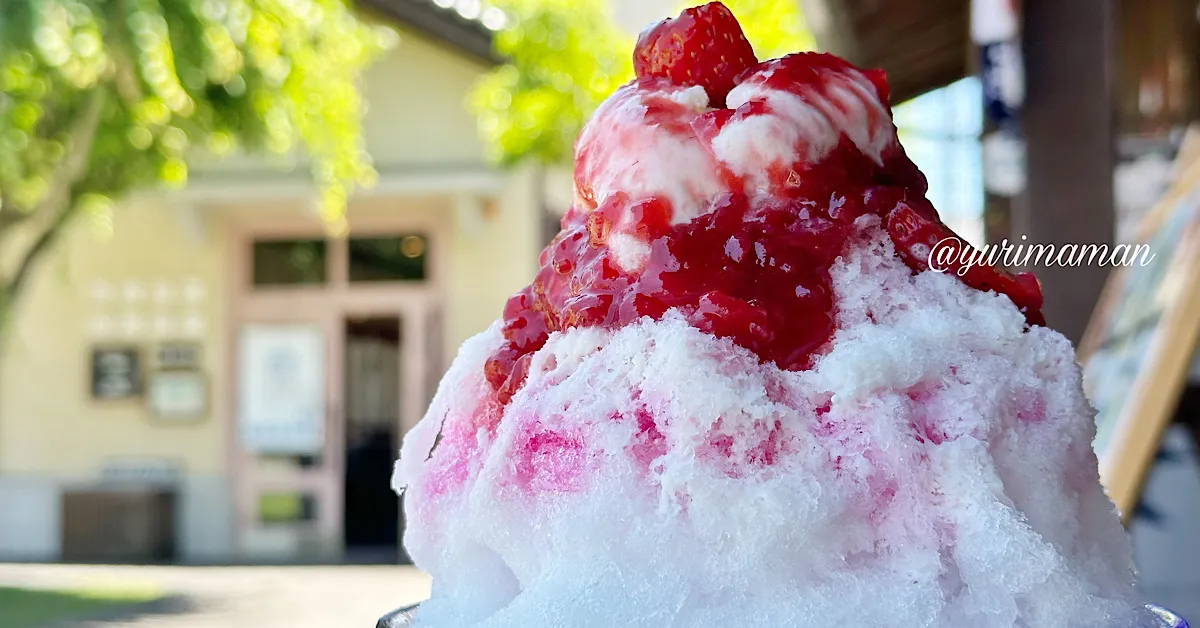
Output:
[{"xmin": 0, "ymin": 585, "xmax": 162, "ymax": 628}]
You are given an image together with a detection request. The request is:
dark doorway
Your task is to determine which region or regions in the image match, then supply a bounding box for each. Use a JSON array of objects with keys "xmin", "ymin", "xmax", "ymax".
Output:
[{"xmin": 342, "ymin": 316, "xmax": 406, "ymax": 563}]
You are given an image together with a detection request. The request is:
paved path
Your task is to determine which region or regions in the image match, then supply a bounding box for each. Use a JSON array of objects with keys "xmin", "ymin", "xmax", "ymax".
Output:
[{"xmin": 0, "ymin": 564, "xmax": 431, "ymax": 627}]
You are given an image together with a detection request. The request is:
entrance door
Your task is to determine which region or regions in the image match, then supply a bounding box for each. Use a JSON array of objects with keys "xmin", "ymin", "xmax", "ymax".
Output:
[
  {"xmin": 233, "ymin": 312, "xmax": 344, "ymax": 561},
  {"xmin": 229, "ymin": 222, "xmax": 440, "ymax": 563},
  {"xmin": 343, "ymin": 315, "xmax": 402, "ymax": 563}
]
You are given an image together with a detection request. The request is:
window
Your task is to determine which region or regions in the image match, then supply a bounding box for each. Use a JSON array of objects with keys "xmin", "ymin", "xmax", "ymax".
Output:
[
  {"xmin": 252, "ymin": 239, "xmax": 327, "ymax": 286},
  {"xmin": 893, "ymin": 77, "xmax": 985, "ymax": 247},
  {"xmin": 258, "ymin": 492, "xmax": 317, "ymax": 524},
  {"xmin": 348, "ymin": 234, "xmax": 428, "ymax": 282}
]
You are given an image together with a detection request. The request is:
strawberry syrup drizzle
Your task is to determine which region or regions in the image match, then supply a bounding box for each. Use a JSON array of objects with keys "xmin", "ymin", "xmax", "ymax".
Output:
[
  {"xmin": 483, "ymin": 56, "xmax": 1045, "ymax": 409},
  {"xmin": 490, "ymin": 151, "xmax": 927, "ymax": 405}
]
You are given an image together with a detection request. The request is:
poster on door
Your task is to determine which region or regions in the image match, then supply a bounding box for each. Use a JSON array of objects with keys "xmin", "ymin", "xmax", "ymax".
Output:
[{"xmin": 238, "ymin": 324, "xmax": 325, "ymax": 455}]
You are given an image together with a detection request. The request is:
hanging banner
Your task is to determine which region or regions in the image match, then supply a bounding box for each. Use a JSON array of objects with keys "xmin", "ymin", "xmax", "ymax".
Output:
[
  {"xmin": 973, "ymin": 0, "xmax": 1026, "ymax": 196},
  {"xmin": 973, "ymin": 0, "xmax": 1022, "ymax": 124},
  {"xmin": 979, "ymin": 41, "xmax": 1025, "ymax": 126}
]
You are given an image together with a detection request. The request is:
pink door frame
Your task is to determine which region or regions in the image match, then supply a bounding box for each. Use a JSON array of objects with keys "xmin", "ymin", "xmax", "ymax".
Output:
[{"xmin": 224, "ymin": 207, "xmax": 446, "ymax": 559}]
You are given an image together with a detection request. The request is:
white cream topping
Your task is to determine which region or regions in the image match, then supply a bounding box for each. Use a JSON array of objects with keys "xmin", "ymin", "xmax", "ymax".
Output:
[
  {"xmin": 572, "ymin": 64, "xmax": 897, "ymax": 273},
  {"xmin": 713, "ymin": 65, "xmax": 895, "ymax": 197}
]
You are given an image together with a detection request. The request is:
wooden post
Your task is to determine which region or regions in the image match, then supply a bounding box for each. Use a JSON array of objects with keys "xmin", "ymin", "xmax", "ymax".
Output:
[{"xmin": 1016, "ymin": 0, "xmax": 1117, "ymax": 344}]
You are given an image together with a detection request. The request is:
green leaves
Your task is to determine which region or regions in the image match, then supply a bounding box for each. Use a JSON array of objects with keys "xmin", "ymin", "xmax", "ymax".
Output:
[
  {"xmin": 0, "ymin": 0, "xmax": 392, "ymax": 328},
  {"xmin": 469, "ymin": 0, "xmax": 631, "ymax": 167},
  {"xmin": 721, "ymin": 0, "xmax": 815, "ymax": 61},
  {"xmin": 0, "ymin": 0, "xmax": 393, "ymax": 232},
  {"xmin": 469, "ymin": 0, "xmax": 813, "ymax": 167}
]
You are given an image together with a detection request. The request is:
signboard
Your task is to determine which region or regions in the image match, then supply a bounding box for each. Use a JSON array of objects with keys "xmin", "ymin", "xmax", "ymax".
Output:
[
  {"xmin": 101, "ymin": 458, "xmax": 182, "ymax": 486},
  {"xmin": 147, "ymin": 371, "xmax": 209, "ymax": 421},
  {"xmin": 238, "ymin": 325, "xmax": 325, "ymax": 455},
  {"xmin": 1079, "ymin": 159, "xmax": 1200, "ymax": 520},
  {"xmin": 91, "ymin": 347, "xmax": 141, "ymax": 399}
]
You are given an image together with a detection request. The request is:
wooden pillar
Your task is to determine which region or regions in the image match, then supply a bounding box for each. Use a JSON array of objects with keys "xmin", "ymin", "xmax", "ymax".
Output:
[{"xmin": 1016, "ymin": 0, "xmax": 1117, "ymax": 344}]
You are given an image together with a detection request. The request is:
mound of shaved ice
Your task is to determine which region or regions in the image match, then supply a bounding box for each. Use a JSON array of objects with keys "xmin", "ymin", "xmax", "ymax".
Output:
[
  {"xmin": 392, "ymin": 3, "xmax": 1156, "ymax": 626},
  {"xmin": 395, "ymin": 225, "xmax": 1152, "ymax": 627}
]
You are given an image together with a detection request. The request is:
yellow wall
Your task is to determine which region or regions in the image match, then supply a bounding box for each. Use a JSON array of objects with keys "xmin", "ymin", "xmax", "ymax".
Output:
[
  {"xmin": 359, "ymin": 30, "xmax": 492, "ymax": 167},
  {"xmin": 0, "ymin": 198, "xmax": 228, "ymax": 475},
  {"xmin": 444, "ymin": 169, "xmax": 542, "ymax": 354},
  {"xmin": 0, "ymin": 27, "xmax": 542, "ymax": 480},
  {"xmin": 192, "ymin": 26, "xmax": 491, "ymax": 176}
]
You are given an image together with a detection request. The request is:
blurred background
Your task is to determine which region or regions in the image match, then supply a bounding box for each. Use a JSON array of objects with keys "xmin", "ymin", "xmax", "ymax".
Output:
[{"xmin": 0, "ymin": 0, "xmax": 1198, "ymax": 626}]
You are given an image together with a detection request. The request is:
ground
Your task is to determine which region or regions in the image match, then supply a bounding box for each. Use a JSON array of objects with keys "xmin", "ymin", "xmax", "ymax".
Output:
[{"xmin": 0, "ymin": 564, "xmax": 431, "ymax": 628}]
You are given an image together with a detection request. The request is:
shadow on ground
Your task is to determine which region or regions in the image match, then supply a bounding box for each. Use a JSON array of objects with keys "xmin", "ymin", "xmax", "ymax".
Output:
[
  {"xmin": 62, "ymin": 596, "xmax": 195, "ymax": 627},
  {"xmin": 0, "ymin": 587, "xmax": 196, "ymax": 628}
]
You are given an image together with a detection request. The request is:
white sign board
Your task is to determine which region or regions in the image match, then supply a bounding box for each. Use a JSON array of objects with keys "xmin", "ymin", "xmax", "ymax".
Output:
[
  {"xmin": 101, "ymin": 458, "xmax": 182, "ymax": 485},
  {"xmin": 147, "ymin": 371, "xmax": 208, "ymax": 420},
  {"xmin": 238, "ymin": 325, "xmax": 325, "ymax": 455}
]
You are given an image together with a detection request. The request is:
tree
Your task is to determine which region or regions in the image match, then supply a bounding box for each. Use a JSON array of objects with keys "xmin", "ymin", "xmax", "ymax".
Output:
[
  {"xmin": 0, "ymin": 0, "xmax": 395, "ymax": 329},
  {"xmin": 470, "ymin": 0, "xmax": 814, "ymax": 166}
]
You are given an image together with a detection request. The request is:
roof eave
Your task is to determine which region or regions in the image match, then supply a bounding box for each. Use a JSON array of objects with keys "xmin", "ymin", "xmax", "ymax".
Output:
[{"xmin": 358, "ymin": 0, "xmax": 500, "ymax": 66}]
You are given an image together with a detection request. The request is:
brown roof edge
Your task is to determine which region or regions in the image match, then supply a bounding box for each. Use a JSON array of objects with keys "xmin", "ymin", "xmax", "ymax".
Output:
[
  {"xmin": 357, "ymin": 0, "xmax": 499, "ymax": 65},
  {"xmin": 798, "ymin": 0, "xmax": 969, "ymax": 103}
]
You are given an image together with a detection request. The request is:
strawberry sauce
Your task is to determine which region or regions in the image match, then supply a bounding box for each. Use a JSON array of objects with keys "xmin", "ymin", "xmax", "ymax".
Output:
[{"xmin": 482, "ymin": 10, "xmax": 1044, "ymax": 406}]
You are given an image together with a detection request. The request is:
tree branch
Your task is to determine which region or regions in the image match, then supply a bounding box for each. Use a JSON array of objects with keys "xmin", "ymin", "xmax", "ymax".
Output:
[
  {"xmin": 0, "ymin": 204, "xmax": 28, "ymax": 232},
  {"xmin": 2, "ymin": 89, "xmax": 107, "ymax": 304},
  {"xmin": 5, "ymin": 196, "xmax": 78, "ymax": 301}
]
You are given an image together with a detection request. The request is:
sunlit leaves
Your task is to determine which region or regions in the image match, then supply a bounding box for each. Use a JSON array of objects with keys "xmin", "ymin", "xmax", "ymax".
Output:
[
  {"xmin": 470, "ymin": 0, "xmax": 813, "ymax": 166},
  {"xmin": 469, "ymin": 0, "xmax": 631, "ymax": 166},
  {"xmin": 719, "ymin": 0, "xmax": 815, "ymax": 61},
  {"xmin": 0, "ymin": 0, "xmax": 393, "ymax": 234}
]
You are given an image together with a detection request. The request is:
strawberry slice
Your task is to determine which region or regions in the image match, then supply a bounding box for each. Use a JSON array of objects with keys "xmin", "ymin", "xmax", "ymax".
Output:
[
  {"xmin": 633, "ymin": 2, "xmax": 758, "ymax": 107},
  {"xmin": 885, "ymin": 203, "xmax": 1045, "ymax": 327}
]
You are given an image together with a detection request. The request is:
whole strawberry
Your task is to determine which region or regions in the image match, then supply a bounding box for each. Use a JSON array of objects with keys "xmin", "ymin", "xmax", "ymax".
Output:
[{"xmin": 633, "ymin": 2, "xmax": 758, "ymax": 107}]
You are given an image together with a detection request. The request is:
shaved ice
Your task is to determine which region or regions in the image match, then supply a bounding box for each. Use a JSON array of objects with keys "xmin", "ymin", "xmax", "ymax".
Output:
[{"xmin": 392, "ymin": 3, "xmax": 1157, "ymax": 626}]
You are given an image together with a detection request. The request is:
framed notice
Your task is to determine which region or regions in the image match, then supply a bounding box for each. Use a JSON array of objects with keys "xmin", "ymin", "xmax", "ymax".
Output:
[
  {"xmin": 91, "ymin": 347, "xmax": 141, "ymax": 399},
  {"xmin": 147, "ymin": 370, "xmax": 208, "ymax": 421},
  {"xmin": 238, "ymin": 325, "xmax": 325, "ymax": 455},
  {"xmin": 1079, "ymin": 158, "xmax": 1200, "ymax": 521}
]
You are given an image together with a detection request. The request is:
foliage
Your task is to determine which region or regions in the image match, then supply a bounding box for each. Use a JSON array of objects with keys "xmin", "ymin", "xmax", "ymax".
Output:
[
  {"xmin": 469, "ymin": 0, "xmax": 630, "ymax": 167},
  {"xmin": 0, "ymin": 0, "xmax": 394, "ymax": 325},
  {"xmin": 721, "ymin": 0, "xmax": 815, "ymax": 60},
  {"xmin": 469, "ymin": 0, "xmax": 814, "ymax": 166}
]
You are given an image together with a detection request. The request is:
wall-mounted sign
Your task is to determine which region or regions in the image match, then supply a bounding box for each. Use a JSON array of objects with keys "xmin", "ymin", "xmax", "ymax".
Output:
[
  {"xmin": 157, "ymin": 342, "xmax": 201, "ymax": 370},
  {"xmin": 147, "ymin": 370, "xmax": 208, "ymax": 421},
  {"xmin": 101, "ymin": 458, "xmax": 182, "ymax": 486},
  {"xmin": 238, "ymin": 325, "xmax": 325, "ymax": 455},
  {"xmin": 91, "ymin": 347, "xmax": 141, "ymax": 399}
]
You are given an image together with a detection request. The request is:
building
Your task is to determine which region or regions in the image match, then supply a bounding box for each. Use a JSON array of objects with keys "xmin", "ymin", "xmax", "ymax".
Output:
[{"xmin": 0, "ymin": 0, "xmax": 550, "ymax": 564}]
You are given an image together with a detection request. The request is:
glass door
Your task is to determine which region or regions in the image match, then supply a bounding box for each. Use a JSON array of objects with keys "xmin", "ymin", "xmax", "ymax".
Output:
[
  {"xmin": 229, "ymin": 225, "xmax": 440, "ymax": 563},
  {"xmin": 342, "ymin": 315, "xmax": 402, "ymax": 563},
  {"xmin": 232, "ymin": 235, "xmax": 346, "ymax": 561}
]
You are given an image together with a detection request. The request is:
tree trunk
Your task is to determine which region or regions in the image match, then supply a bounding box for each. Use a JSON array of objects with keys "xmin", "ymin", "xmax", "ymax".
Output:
[
  {"xmin": 0, "ymin": 89, "xmax": 107, "ymax": 446},
  {"xmin": 0, "ymin": 89, "xmax": 107, "ymax": 324}
]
